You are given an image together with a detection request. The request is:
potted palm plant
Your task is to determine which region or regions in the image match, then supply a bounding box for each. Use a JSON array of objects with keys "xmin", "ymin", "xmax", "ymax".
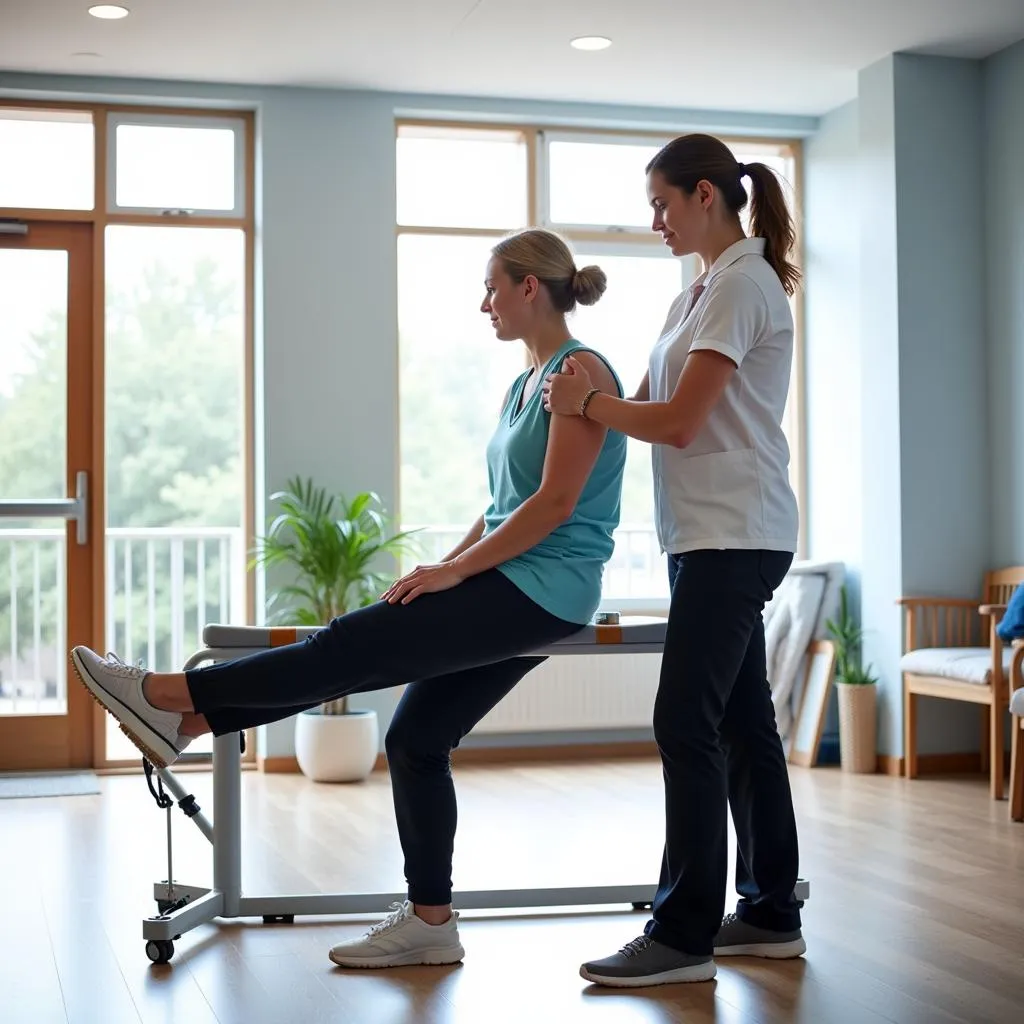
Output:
[
  {"xmin": 826, "ymin": 585, "xmax": 879, "ymax": 773},
  {"xmin": 251, "ymin": 477, "xmax": 418, "ymax": 782}
]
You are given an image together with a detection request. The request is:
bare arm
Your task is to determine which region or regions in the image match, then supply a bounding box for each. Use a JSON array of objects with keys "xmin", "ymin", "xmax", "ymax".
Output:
[
  {"xmin": 545, "ymin": 275, "xmax": 769, "ymax": 447},
  {"xmin": 581, "ymin": 350, "xmax": 736, "ymax": 448},
  {"xmin": 441, "ymin": 515, "xmax": 485, "ymax": 561},
  {"xmin": 452, "ymin": 352, "xmax": 618, "ymax": 578},
  {"xmin": 382, "ymin": 356, "xmax": 619, "ymax": 605}
]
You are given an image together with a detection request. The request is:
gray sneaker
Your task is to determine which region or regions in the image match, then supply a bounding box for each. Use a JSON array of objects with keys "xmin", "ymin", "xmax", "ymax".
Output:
[
  {"xmin": 580, "ymin": 935, "xmax": 716, "ymax": 987},
  {"xmin": 713, "ymin": 912, "xmax": 806, "ymax": 958}
]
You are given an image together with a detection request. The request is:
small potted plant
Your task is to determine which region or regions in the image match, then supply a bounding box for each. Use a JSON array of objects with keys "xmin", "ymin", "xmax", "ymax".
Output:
[
  {"xmin": 826, "ymin": 586, "xmax": 879, "ymax": 774},
  {"xmin": 251, "ymin": 477, "xmax": 418, "ymax": 782}
]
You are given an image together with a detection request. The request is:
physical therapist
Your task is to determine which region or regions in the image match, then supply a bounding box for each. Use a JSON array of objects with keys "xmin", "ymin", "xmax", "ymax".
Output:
[{"xmin": 543, "ymin": 132, "xmax": 806, "ymax": 988}]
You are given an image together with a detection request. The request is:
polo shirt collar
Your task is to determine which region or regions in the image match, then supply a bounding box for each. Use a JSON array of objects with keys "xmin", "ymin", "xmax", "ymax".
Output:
[{"xmin": 699, "ymin": 236, "xmax": 766, "ymax": 288}]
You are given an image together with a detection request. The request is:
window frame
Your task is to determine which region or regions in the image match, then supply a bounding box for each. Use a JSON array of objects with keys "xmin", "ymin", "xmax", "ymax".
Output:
[
  {"xmin": 105, "ymin": 110, "xmax": 248, "ymax": 219},
  {"xmin": 539, "ymin": 129, "xmax": 674, "ymax": 237},
  {"xmin": 396, "ymin": 123, "xmax": 532, "ymax": 232},
  {"xmin": 394, "ymin": 119, "xmax": 807, "ymax": 611},
  {"xmin": 0, "ymin": 105, "xmax": 96, "ymax": 211}
]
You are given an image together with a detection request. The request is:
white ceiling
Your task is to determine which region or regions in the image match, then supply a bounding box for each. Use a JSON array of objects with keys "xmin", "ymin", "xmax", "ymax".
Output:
[{"xmin": 1, "ymin": 0, "xmax": 1023, "ymax": 116}]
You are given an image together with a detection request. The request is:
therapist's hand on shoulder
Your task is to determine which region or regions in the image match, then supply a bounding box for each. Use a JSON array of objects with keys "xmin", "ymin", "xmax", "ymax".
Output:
[
  {"xmin": 381, "ymin": 561, "xmax": 466, "ymax": 605},
  {"xmin": 542, "ymin": 355, "xmax": 593, "ymax": 416}
]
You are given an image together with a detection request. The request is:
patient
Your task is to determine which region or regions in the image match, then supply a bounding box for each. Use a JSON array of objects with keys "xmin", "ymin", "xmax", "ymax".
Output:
[{"xmin": 71, "ymin": 228, "xmax": 626, "ymax": 970}]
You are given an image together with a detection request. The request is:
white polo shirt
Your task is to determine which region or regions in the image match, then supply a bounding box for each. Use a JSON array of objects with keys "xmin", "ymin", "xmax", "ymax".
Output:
[{"xmin": 648, "ymin": 236, "xmax": 799, "ymax": 555}]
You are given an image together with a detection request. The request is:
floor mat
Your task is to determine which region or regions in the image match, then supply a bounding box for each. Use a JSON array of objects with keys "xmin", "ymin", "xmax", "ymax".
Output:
[{"xmin": 0, "ymin": 771, "xmax": 101, "ymax": 799}]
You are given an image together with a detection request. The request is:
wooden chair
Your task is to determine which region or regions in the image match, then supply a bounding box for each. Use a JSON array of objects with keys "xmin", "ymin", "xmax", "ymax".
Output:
[
  {"xmin": 1010, "ymin": 640, "xmax": 1024, "ymax": 822},
  {"xmin": 899, "ymin": 566, "xmax": 1024, "ymax": 799}
]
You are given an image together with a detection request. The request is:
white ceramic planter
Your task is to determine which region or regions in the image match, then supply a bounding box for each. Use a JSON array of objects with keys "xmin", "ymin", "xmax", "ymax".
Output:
[{"xmin": 294, "ymin": 707, "xmax": 379, "ymax": 783}]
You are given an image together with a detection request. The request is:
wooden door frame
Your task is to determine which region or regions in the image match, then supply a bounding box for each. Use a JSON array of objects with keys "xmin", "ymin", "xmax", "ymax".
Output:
[
  {"xmin": 0, "ymin": 220, "xmax": 97, "ymax": 770},
  {"xmin": 1, "ymin": 99, "xmax": 257, "ymax": 769}
]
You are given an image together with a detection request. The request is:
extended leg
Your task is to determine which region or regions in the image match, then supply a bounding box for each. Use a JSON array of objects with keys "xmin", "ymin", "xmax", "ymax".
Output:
[{"xmin": 71, "ymin": 569, "xmax": 579, "ymax": 767}]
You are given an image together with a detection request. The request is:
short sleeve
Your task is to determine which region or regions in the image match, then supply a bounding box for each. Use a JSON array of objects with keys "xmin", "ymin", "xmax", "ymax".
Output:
[{"xmin": 688, "ymin": 272, "xmax": 769, "ymax": 367}]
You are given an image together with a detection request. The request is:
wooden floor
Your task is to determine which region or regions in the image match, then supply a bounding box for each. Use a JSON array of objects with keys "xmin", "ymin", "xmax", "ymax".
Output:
[{"xmin": 1, "ymin": 759, "xmax": 1022, "ymax": 1024}]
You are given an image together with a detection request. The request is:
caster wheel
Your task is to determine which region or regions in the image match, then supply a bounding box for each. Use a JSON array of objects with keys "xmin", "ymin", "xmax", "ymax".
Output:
[
  {"xmin": 631, "ymin": 902, "xmax": 652, "ymax": 911},
  {"xmin": 263, "ymin": 914, "xmax": 295, "ymax": 924},
  {"xmin": 145, "ymin": 939, "xmax": 174, "ymax": 964}
]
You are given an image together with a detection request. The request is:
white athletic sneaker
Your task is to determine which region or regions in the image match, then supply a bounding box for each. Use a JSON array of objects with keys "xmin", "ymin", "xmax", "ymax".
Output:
[
  {"xmin": 70, "ymin": 646, "xmax": 183, "ymax": 768},
  {"xmin": 328, "ymin": 901, "xmax": 465, "ymax": 969}
]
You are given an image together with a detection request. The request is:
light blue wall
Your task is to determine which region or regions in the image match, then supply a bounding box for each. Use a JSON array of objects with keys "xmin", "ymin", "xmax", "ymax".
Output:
[
  {"xmin": 893, "ymin": 54, "xmax": 990, "ymax": 755},
  {"xmin": 894, "ymin": 55, "xmax": 988, "ymax": 596},
  {"xmin": 807, "ymin": 53, "xmax": 993, "ymax": 758},
  {"xmin": 0, "ymin": 71, "xmax": 816, "ymax": 757},
  {"xmin": 984, "ymin": 40, "xmax": 1024, "ymax": 568},
  {"xmin": 255, "ymin": 90, "xmax": 402, "ymax": 755}
]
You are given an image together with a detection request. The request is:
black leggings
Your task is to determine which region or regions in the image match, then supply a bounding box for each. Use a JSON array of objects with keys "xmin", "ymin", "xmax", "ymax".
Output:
[{"xmin": 185, "ymin": 569, "xmax": 580, "ymax": 904}]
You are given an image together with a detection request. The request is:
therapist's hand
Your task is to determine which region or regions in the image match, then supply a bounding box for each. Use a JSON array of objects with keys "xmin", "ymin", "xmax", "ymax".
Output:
[
  {"xmin": 542, "ymin": 355, "xmax": 594, "ymax": 416},
  {"xmin": 381, "ymin": 561, "xmax": 466, "ymax": 604}
]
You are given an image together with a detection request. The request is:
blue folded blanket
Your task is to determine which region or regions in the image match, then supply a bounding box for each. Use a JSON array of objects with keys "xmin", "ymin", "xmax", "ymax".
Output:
[{"xmin": 996, "ymin": 583, "xmax": 1024, "ymax": 642}]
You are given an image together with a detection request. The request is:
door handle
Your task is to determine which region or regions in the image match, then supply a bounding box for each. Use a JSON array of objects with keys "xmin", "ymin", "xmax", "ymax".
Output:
[{"xmin": 0, "ymin": 470, "xmax": 89, "ymax": 545}]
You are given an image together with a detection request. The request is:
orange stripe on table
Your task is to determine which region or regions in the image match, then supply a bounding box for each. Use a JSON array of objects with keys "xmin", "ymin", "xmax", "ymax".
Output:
[
  {"xmin": 596, "ymin": 625, "xmax": 623, "ymax": 644},
  {"xmin": 269, "ymin": 627, "xmax": 298, "ymax": 647}
]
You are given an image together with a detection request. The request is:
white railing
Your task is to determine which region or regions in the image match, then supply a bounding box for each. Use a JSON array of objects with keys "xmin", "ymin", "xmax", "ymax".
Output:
[
  {"xmin": 0, "ymin": 527, "xmax": 65, "ymax": 716},
  {"xmin": 0, "ymin": 526, "xmax": 245, "ymax": 717},
  {"xmin": 104, "ymin": 526, "xmax": 246, "ymax": 674},
  {"xmin": 405, "ymin": 523, "xmax": 670, "ymax": 606}
]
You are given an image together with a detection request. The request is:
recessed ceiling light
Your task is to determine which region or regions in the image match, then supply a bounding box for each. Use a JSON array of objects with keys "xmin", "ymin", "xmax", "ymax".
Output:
[
  {"xmin": 570, "ymin": 36, "xmax": 612, "ymax": 51},
  {"xmin": 88, "ymin": 4, "xmax": 130, "ymax": 19}
]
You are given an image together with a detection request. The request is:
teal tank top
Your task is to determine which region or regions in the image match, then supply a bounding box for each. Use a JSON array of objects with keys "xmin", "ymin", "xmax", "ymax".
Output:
[{"xmin": 483, "ymin": 338, "xmax": 626, "ymax": 625}]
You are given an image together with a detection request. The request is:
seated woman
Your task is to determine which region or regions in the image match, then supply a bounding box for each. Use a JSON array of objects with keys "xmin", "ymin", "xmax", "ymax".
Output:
[{"xmin": 71, "ymin": 227, "xmax": 626, "ymax": 971}]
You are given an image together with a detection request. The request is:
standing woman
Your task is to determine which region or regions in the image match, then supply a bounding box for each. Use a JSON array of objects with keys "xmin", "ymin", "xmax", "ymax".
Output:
[{"xmin": 544, "ymin": 133, "xmax": 804, "ymax": 988}]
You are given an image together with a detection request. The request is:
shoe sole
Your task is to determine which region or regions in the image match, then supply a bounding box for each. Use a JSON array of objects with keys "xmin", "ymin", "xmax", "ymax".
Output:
[
  {"xmin": 714, "ymin": 938, "xmax": 806, "ymax": 959},
  {"xmin": 328, "ymin": 944, "xmax": 465, "ymax": 969},
  {"xmin": 70, "ymin": 650, "xmax": 178, "ymax": 769},
  {"xmin": 579, "ymin": 960, "xmax": 717, "ymax": 987}
]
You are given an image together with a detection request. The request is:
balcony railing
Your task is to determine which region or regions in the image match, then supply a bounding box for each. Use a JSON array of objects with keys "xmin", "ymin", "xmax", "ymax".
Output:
[
  {"xmin": 0, "ymin": 526, "xmax": 245, "ymax": 717},
  {"xmin": 103, "ymin": 526, "xmax": 247, "ymax": 674}
]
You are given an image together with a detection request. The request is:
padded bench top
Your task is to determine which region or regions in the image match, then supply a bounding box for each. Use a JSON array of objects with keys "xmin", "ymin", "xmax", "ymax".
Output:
[{"xmin": 201, "ymin": 615, "xmax": 668, "ymax": 650}]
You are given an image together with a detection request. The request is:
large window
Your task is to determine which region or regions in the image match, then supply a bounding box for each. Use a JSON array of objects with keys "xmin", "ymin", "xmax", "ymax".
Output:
[{"xmin": 396, "ymin": 124, "xmax": 801, "ymax": 609}]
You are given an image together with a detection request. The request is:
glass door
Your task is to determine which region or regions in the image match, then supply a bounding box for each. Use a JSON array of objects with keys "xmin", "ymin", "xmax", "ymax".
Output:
[{"xmin": 0, "ymin": 221, "xmax": 97, "ymax": 770}]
